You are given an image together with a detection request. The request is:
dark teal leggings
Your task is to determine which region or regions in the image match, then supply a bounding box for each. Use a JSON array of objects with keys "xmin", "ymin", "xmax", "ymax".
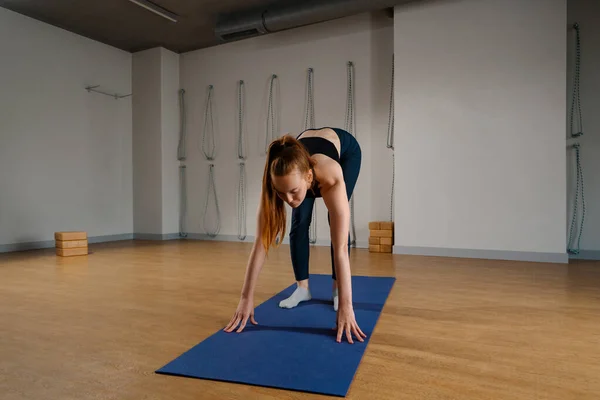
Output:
[{"xmin": 289, "ymin": 128, "xmax": 362, "ymax": 281}]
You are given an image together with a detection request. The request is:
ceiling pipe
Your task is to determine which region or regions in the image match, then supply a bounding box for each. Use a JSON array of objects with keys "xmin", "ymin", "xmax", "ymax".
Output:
[{"xmin": 214, "ymin": 0, "xmax": 412, "ymax": 43}]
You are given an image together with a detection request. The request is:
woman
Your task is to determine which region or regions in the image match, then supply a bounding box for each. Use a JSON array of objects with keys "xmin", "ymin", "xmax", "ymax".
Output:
[{"xmin": 224, "ymin": 127, "xmax": 365, "ymax": 344}]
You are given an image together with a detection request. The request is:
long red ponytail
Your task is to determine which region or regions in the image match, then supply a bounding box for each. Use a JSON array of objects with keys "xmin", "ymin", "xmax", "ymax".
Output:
[{"xmin": 260, "ymin": 134, "xmax": 315, "ymax": 254}]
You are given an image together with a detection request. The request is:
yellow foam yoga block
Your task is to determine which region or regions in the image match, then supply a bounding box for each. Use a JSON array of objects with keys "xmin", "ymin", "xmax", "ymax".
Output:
[
  {"xmin": 55, "ymin": 231, "xmax": 87, "ymax": 241},
  {"xmin": 56, "ymin": 247, "xmax": 88, "ymax": 257},
  {"xmin": 54, "ymin": 231, "xmax": 88, "ymax": 257}
]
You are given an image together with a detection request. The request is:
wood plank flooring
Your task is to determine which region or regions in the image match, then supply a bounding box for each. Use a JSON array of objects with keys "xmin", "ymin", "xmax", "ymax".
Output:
[{"xmin": 1, "ymin": 240, "xmax": 599, "ymax": 399}]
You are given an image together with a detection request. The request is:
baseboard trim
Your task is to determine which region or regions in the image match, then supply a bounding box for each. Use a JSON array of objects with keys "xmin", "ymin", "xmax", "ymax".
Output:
[
  {"xmin": 568, "ymin": 250, "xmax": 600, "ymax": 261},
  {"xmin": 0, "ymin": 233, "xmax": 134, "ymax": 254},
  {"xmin": 183, "ymin": 233, "xmax": 368, "ymax": 249},
  {"xmin": 133, "ymin": 233, "xmax": 181, "ymax": 241},
  {"xmin": 184, "ymin": 233, "xmax": 255, "ymax": 243},
  {"xmin": 393, "ymin": 245, "xmax": 569, "ymax": 264}
]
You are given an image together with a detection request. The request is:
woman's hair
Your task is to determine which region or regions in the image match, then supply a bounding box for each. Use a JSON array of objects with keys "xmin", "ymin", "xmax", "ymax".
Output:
[{"xmin": 261, "ymin": 134, "xmax": 315, "ymax": 254}]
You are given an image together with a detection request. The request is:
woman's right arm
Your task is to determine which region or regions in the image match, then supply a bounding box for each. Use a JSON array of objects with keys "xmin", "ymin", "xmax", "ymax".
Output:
[
  {"xmin": 223, "ymin": 199, "xmax": 266, "ymax": 333},
  {"xmin": 239, "ymin": 201, "xmax": 267, "ymax": 300}
]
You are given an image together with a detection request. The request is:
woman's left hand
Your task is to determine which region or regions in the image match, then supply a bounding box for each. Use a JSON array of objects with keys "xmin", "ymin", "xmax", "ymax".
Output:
[{"xmin": 335, "ymin": 303, "xmax": 367, "ymax": 344}]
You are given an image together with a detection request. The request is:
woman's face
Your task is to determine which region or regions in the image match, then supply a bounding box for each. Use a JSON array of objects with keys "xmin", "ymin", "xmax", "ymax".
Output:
[{"xmin": 272, "ymin": 168, "xmax": 312, "ymax": 208}]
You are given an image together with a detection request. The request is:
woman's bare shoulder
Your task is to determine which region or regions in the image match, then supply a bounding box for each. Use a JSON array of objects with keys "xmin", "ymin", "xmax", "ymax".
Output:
[{"xmin": 313, "ymin": 155, "xmax": 343, "ymax": 191}]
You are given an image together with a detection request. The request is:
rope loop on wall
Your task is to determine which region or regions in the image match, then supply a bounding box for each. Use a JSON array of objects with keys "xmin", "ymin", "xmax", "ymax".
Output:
[
  {"xmin": 568, "ymin": 144, "xmax": 585, "ymax": 255},
  {"xmin": 265, "ymin": 74, "xmax": 279, "ymax": 154},
  {"xmin": 199, "ymin": 85, "xmax": 220, "ymax": 238},
  {"xmin": 237, "ymin": 79, "xmax": 247, "ymax": 240},
  {"xmin": 179, "ymin": 165, "xmax": 188, "ymax": 237},
  {"xmin": 201, "ymin": 85, "xmax": 216, "ymax": 161},
  {"xmin": 178, "ymin": 88, "xmax": 188, "ymax": 237},
  {"xmin": 570, "ymin": 23, "xmax": 583, "ymax": 139},
  {"xmin": 237, "ymin": 80, "xmax": 247, "ymax": 160},
  {"xmin": 567, "ymin": 23, "xmax": 586, "ymax": 255},
  {"xmin": 203, "ymin": 164, "xmax": 221, "ymax": 237},
  {"xmin": 304, "ymin": 68, "xmax": 316, "ymax": 131},
  {"xmin": 387, "ymin": 54, "xmax": 395, "ymax": 223},
  {"xmin": 178, "ymin": 89, "xmax": 187, "ymax": 161},
  {"xmin": 237, "ymin": 162, "xmax": 247, "ymax": 240},
  {"xmin": 304, "ymin": 67, "xmax": 318, "ymax": 244},
  {"xmin": 345, "ymin": 61, "xmax": 357, "ymax": 247}
]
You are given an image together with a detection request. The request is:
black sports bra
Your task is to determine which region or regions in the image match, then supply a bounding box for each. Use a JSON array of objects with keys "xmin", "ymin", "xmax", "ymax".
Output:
[
  {"xmin": 297, "ymin": 135, "xmax": 340, "ymax": 198},
  {"xmin": 298, "ymin": 136, "xmax": 340, "ymax": 163}
]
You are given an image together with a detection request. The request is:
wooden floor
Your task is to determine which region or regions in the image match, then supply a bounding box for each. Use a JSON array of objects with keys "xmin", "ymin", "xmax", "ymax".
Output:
[{"xmin": 1, "ymin": 240, "xmax": 599, "ymax": 400}]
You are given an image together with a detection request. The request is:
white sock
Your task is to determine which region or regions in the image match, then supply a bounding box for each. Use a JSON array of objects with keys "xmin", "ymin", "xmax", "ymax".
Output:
[
  {"xmin": 279, "ymin": 286, "xmax": 311, "ymax": 308},
  {"xmin": 333, "ymin": 288, "xmax": 339, "ymax": 311}
]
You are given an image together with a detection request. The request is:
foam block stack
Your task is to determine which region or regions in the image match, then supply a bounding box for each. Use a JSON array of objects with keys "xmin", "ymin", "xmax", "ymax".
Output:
[
  {"xmin": 369, "ymin": 222, "xmax": 393, "ymax": 253},
  {"xmin": 55, "ymin": 231, "xmax": 88, "ymax": 257}
]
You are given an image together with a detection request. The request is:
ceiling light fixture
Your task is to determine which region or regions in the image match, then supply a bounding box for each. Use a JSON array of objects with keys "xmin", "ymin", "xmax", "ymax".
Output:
[{"xmin": 127, "ymin": 0, "xmax": 178, "ymax": 23}]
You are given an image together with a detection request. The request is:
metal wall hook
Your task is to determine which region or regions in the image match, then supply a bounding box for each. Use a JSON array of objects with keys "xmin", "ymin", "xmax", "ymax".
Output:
[{"xmin": 85, "ymin": 85, "xmax": 132, "ymax": 99}]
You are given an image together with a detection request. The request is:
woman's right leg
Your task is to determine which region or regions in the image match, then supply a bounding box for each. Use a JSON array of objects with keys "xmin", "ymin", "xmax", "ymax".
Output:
[{"xmin": 279, "ymin": 197, "xmax": 315, "ymax": 308}]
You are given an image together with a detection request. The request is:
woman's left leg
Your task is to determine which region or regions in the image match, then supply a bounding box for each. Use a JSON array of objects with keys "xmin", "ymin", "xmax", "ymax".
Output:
[{"xmin": 279, "ymin": 197, "xmax": 315, "ymax": 309}]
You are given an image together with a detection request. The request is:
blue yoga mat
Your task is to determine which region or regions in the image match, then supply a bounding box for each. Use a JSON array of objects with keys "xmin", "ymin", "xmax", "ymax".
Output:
[{"xmin": 156, "ymin": 274, "xmax": 396, "ymax": 397}]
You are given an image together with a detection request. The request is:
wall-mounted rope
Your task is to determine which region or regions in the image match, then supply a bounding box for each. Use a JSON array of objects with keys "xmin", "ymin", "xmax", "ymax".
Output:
[
  {"xmin": 304, "ymin": 68, "xmax": 318, "ymax": 244},
  {"xmin": 203, "ymin": 164, "xmax": 221, "ymax": 237},
  {"xmin": 304, "ymin": 68, "xmax": 316, "ymax": 130},
  {"xmin": 265, "ymin": 74, "xmax": 279, "ymax": 154},
  {"xmin": 237, "ymin": 162, "xmax": 247, "ymax": 240},
  {"xmin": 237, "ymin": 80, "xmax": 247, "ymax": 160},
  {"xmin": 345, "ymin": 61, "xmax": 357, "ymax": 247},
  {"xmin": 567, "ymin": 23, "xmax": 585, "ymax": 255},
  {"xmin": 237, "ymin": 80, "xmax": 247, "ymax": 240},
  {"xmin": 179, "ymin": 165, "xmax": 188, "ymax": 237},
  {"xmin": 178, "ymin": 89, "xmax": 187, "ymax": 161},
  {"xmin": 568, "ymin": 144, "xmax": 585, "ymax": 255},
  {"xmin": 201, "ymin": 85, "xmax": 216, "ymax": 160},
  {"xmin": 201, "ymin": 85, "xmax": 220, "ymax": 237},
  {"xmin": 178, "ymin": 88, "xmax": 188, "ymax": 237},
  {"xmin": 570, "ymin": 23, "xmax": 583, "ymax": 139},
  {"xmin": 386, "ymin": 55, "xmax": 395, "ymax": 223}
]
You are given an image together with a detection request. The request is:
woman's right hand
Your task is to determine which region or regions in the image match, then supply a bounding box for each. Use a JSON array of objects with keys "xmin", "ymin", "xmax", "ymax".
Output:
[{"xmin": 224, "ymin": 296, "xmax": 258, "ymax": 333}]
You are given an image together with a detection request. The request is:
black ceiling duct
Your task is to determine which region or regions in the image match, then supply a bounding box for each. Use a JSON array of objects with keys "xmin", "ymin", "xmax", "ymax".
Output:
[
  {"xmin": 214, "ymin": 8, "xmax": 268, "ymax": 42},
  {"xmin": 214, "ymin": 0, "xmax": 410, "ymax": 43}
]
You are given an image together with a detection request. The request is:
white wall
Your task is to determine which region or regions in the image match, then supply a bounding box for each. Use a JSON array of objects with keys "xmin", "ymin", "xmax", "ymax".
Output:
[
  {"xmin": 133, "ymin": 48, "xmax": 162, "ymax": 235},
  {"xmin": 132, "ymin": 47, "xmax": 180, "ymax": 237},
  {"xmin": 393, "ymin": 0, "xmax": 567, "ymax": 261},
  {"xmin": 2, "ymin": 0, "xmax": 585, "ymax": 263},
  {"xmin": 179, "ymin": 12, "xmax": 394, "ymax": 247},
  {"xmin": 567, "ymin": 0, "xmax": 600, "ymax": 257},
  {"xmin": 161, "ymin": 49, "xmax": 181, "ymax": 236},
  {"xmin": 0, "ymin": 7, "xmax": 132, "ymax": 250}
]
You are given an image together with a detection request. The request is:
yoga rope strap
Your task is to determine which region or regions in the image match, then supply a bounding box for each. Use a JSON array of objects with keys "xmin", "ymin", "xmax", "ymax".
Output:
[
  {"xmin": 178, "ymin": 88, "xmax": 188, "ymax": 237},
  {"xmin": 266, "ymin": 74, "xmax": 279, "ymax": 154},
  {"xmin": 237, "ymin": 80, "xmax": 247, "ymax": 160},
  {"xmin": 237, "ymin": 80, "xmax": 247, "ymax": 241},
  {"xmin": 201, "ymin": 85, "xmax": 216, "ymax": 161},
  {"xmin": 345, "ymin": 61, "xmax": 357, "ymax": 247},
  {"xmin": 568, "ymin": 144, "xmax": 585, "ymax": 255},
  {"xmin": 567, "ymin": 23, "xmax": 585, "ymax": 255},
  {"xmin": 386, "ymin": 54, "xmax": 395, "ymax": 223},
  {"xmin": 201, "ymin": 85, "xmax": 220, "ymax": 237},
  {"xmin": 204, "ymin": 164, "xmax": 221, "ymax": 237},
  {"xmin": 178, "ymin": 89, "xmax": 187, "ymax": 162},
  {"xmin": 237, "ymin": 162, "xmax": 247, "ymax": 241},
  {"xmin": 304, "ymin": 68, "xmax": 317, "ymax": 245},
  {"xmin": 570, "ymin": 23, "xmax": 583, "ymax": 139},
  {"xmin": 179, "ymin": 165, "xmax": 187, "ymax": 237},
  {"xmin": 304, "ymin": 68, "xmax": 316, "ymax": 130}
]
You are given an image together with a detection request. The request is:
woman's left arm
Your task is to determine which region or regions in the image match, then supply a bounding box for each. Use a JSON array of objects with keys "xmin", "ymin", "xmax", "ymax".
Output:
[{"xmin": 321, "ymin": 170, "xmax": 367, "ymax": 344}]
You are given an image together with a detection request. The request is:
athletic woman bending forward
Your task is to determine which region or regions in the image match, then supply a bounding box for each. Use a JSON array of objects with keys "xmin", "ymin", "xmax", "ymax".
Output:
[{"xmin": 224, "ymin": 127, "xmax": 365, "ymax": 344}]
